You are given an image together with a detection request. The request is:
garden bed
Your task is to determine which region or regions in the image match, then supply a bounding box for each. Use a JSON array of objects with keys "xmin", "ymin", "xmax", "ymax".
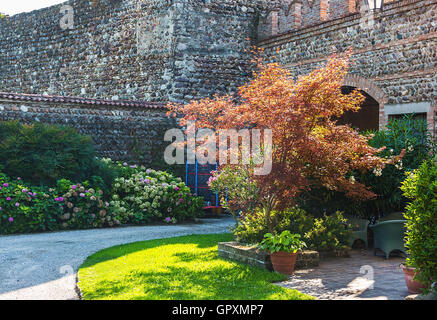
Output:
[{"xmin": 218, "ymin": 241, "xmax": 320, "ymax": 272}]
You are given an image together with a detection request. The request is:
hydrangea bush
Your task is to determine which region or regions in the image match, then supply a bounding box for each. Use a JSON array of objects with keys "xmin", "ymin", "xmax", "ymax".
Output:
[
  {"xmin": 1, "ymin": 161, "xmax": 204, "ymax": 234},
  {"xmin": 0, "ymin": 172, "xmax": 62, "ymax": 234},
  {"xmin": 56, "ymin": 179, "xmax": 116, "ymax": 229},
  {"xmin": 111, "ymin": 167, "xmax": 204, "ymax": 224}
]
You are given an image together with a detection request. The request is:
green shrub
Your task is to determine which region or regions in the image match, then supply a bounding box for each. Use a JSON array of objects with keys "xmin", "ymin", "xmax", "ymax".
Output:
[
  {"xmin": 0, "ymin": 169, "xmax": 119, "ymax": 234},
  {"xmin": 300, "ymin": 115, "xmax": 435, "ymax": 219},
  {"xmin": 401, "ymin": 159, "xmax": 437, "ymax": 294},
  {"xmin": 0, "ymin": 121, "xmax": 97, "ymax": 186},
  {"xmin": 55, "ymin": 180, "xmax": 116, "ymax": 229},
  {"xmin": 260, "ymin": 231, "xmax": 306, "ymax": 254},
  {"xmin": 208, "ymin": 164, "xmax": 259, "ymax": 219},
  {"xmin": 304, "ymin": 212, "xmax": 352, "ymax": 251},
  {"xmin": 110, "ymin": 166, "xmax": 204, "ymax": 224},
  {"xmin": 233, "ymin": 206, "xmax": 314, "ymax": 245},
  {"xmin": 233, "ymin": 207, "xmax": 351, "ymax": 251},
  {"xmin": 0, "ymin": 172, "xmax": 62, "ymax": 234}
]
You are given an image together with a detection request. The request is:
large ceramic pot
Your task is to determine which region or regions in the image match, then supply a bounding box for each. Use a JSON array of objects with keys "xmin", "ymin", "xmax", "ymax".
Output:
[
  {"xmin": 269, "ymin": 251, "xmax": 298, "ymax": 275},
  {"xmin": 401, "ymin": 264, "xmax": 428, "ymax": 294}
]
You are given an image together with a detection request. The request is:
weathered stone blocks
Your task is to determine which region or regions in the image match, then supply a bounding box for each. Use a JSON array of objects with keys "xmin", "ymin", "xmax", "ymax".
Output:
[{"xmin": 218, "ymin": 241, "xmax": 320, "ymax": 271}]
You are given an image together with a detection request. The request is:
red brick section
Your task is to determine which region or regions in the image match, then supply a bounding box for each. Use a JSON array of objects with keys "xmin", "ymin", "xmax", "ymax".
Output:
[
  {"xmin": 293, "ymin": 1, "xmax": 303, "ymax": 28},
  {"xmin": 0, "ymin": 92, "xmax": 167, "ymax": 109},
  {"xmin": 271, "ymin": 11, "xmax": 279, "ymax": 36},
  {"xmin": 349, "ymin": 0, "xmax": 357, "ymax": 13},
  {"xmin": 428, "ymin": 102, "xmax": 437, "ymax": 137},
  {"xmin": 320, "ymin": 0, "xmax": 329, "ymax": 21}
]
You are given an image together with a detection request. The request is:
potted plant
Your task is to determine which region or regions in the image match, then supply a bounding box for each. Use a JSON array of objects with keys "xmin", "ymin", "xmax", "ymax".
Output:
[
  {"xmin": 400, "ymin": 159, "xmax": 436, "ymax": 295},
  {"xmin": 400, "ymin": 264, "xmax": 428, "ymax": 294},
  {"xmin": 259, "ymin": 230, "xmax": 306, "ymax": 275}
]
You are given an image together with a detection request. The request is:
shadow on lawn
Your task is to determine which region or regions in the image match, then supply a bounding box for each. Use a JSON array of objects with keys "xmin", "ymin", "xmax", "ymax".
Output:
[
  {"xmin": 83, "ymin": 264, "xmax": 293, "ymax": 300},
  {"xmin": 78, "ymin": 234, "xmax": 308, "ymax": 300},
  {"xmin": 81, "ymin": 234, "xmax": 233, "ymax": 268}
]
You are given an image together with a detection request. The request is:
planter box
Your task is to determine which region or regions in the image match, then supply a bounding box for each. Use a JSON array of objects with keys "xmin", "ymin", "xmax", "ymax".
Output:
[
  {"xmin": 318, "ymin": 248, "xmax": 351, "ymax": 260},
  {"xmin": 218, "ymin": 242, "xmax": 319, "ymax": 271}
]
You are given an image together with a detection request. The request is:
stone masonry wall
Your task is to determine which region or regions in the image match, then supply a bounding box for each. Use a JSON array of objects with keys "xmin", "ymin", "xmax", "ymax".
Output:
[
  {"xmin": 1, "ymin": 0, "xmax": 436, "ymax": 135},
  {"xmin": 169, "ymin": 0, "xmax": 270, "ymax": 103},
  {"xmin": 0, "ymin": 93, "xmax": 176, "ymax": 165},
  {"xmin": 259, "ymin": 0, "xmax": 437, "ymax": 131},
  {"xmin": 0, "ymin": 0, "xmax": 276, "ymax": 104},
  {"xmin": 0, "ymin": 0, "xmax": 175, "ymax": 102}
]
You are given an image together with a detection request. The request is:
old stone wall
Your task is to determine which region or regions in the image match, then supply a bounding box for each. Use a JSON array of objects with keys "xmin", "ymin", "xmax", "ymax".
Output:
[
  {"xmin": 259, "ymin": 0, "xmax": 437, "ymax": 131},
  {"xmin": 0, "ymin": 93, "xmax": 175, "ymax": 164},
  {"xmin": 169, "ymin": 0, "xmax": 268, "ymax": 103},
  {"xmin": 0, "ymin": 0, "xmax": 175, "ymax": 102},
  {"xmin": 1, "ymin": 0, "xmax": 436, "ymax": 136},
  {"xmin": 0, "ymin": 0, "xmax": 276, "ymax": 104}
]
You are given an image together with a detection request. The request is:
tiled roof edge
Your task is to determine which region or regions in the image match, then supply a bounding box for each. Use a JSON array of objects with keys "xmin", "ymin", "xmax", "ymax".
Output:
[{"xmin": 0, "ymin": 92, "xmax": 168, "ymax": 109}]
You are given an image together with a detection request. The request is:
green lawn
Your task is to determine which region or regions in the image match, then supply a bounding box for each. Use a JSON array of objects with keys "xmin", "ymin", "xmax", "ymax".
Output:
[{"xmin": 77, "ymin": 233, "xmax": 313, "ymax": 300}]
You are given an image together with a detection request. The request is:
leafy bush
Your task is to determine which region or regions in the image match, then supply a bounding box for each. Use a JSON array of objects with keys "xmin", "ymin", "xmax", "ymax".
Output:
[
  {"xmin": 401, "ymin": 159, "xmax": 437, "ymax": 294},
  {"xmin": 304, "ymin": 212, "xmax": 352, "ymax": 251},
  {"xmin": 208, "ymin": 164, "xmax": 259, "ymax": 219},
  {"xmin": 0, "ymin": 172, "xmax": 62, "ymax": 234},
  {"xmin": 0, "ymin": 169, "xmax": 118, "ymax": 234},
  {"xmin": 110, "ymin": 167, "xmax": 204, "ymax": 224},
  {"xmin": 56, "ymin": 180, "xmax": 116, "ymax": 229},
  {"xmin": 301, "ymin": 115, "xmax": 435, "ymax": 219},
  {"xmin": 233, "ymin": 206, "xmax": 314, "ymax": 244},
  {"xmin": 233, "ymin": 207, "xmax": 351, "ymax": 251},
  {"xmin": 260, "ymin": 231, "xmax": 306, "ymax": 254},
  {"xmin": 0, "ymin": 121, "xmax": 97, "ymax": 186}
]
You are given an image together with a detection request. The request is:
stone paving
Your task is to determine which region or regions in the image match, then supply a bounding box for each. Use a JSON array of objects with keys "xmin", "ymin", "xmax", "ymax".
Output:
[{"xmin": 278, "ymin": 249, "xmax": 408, "ymax": 300}]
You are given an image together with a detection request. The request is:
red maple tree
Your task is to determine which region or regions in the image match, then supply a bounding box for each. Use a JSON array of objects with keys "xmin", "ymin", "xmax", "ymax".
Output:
[{"xmin": 167, "ymin": 52, "xmax": 403, "ymax": 231}]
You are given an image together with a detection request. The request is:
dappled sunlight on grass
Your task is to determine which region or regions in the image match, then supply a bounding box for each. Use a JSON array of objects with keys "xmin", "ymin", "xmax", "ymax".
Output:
[{"xmin": 78, "ymin": 234, "xmax": 313, "ymax": 300}]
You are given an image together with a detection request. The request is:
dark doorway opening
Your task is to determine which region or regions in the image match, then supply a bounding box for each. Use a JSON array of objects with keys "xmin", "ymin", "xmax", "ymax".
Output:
[{"xmin": 336, "ymin": 86, "xmax": 380, "ymax": 132}]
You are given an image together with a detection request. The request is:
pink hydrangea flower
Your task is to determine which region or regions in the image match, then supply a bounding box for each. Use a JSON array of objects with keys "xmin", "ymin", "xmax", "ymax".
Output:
[
  {"xmin": 8, "ymin": 217, "xmax": 13, "ymax": 222},
  {"xmin": 6, "ymin": 197, "xmax": 11, "ymax": 201},
  {"xmin": 15, "ymin": 203, "xmax": 20, "ymax": 207},
  {"xmin": 165, "ymin": 217, "xmax": 172, "ymax": 223}
]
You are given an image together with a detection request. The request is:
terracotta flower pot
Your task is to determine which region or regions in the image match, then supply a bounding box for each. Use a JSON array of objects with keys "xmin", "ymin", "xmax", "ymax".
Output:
[
  {"xmin": 401, "ymin": 264, "xmax": 428, "ymax": 294},
  {"xmin": 269, "ymin": 251, "xmax": 298, "ymax": 275}
]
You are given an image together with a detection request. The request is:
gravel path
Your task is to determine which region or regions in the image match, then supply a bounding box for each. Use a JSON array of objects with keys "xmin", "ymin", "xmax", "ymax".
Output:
[{"xmin": 0, "ymin": 217, "xmax": 234, "ymax": 300}]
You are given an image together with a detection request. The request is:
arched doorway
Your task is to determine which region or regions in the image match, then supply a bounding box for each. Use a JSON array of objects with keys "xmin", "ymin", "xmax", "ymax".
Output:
[
  {"xmin": 337, "ymin": 86, "xmax": 380, "ymax": 132},
  {"xmin": 337, "ymin": 74, "xmax": 389, "ymax": 131}
]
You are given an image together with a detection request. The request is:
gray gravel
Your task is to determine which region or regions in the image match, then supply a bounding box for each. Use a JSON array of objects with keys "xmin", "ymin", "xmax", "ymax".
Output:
[{"xmin": 0, "ymin": 217, "xmax": 234, "ymax": 300}]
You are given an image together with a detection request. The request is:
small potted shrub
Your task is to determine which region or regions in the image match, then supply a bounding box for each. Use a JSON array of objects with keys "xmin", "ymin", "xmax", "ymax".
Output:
[
  {"xmin": 259, "ymin": 230, "xmax": 306, "ymax": 275},
  {"xmin": 400, "ymin": 159, "xmax": 436, "ymax": 295}
]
